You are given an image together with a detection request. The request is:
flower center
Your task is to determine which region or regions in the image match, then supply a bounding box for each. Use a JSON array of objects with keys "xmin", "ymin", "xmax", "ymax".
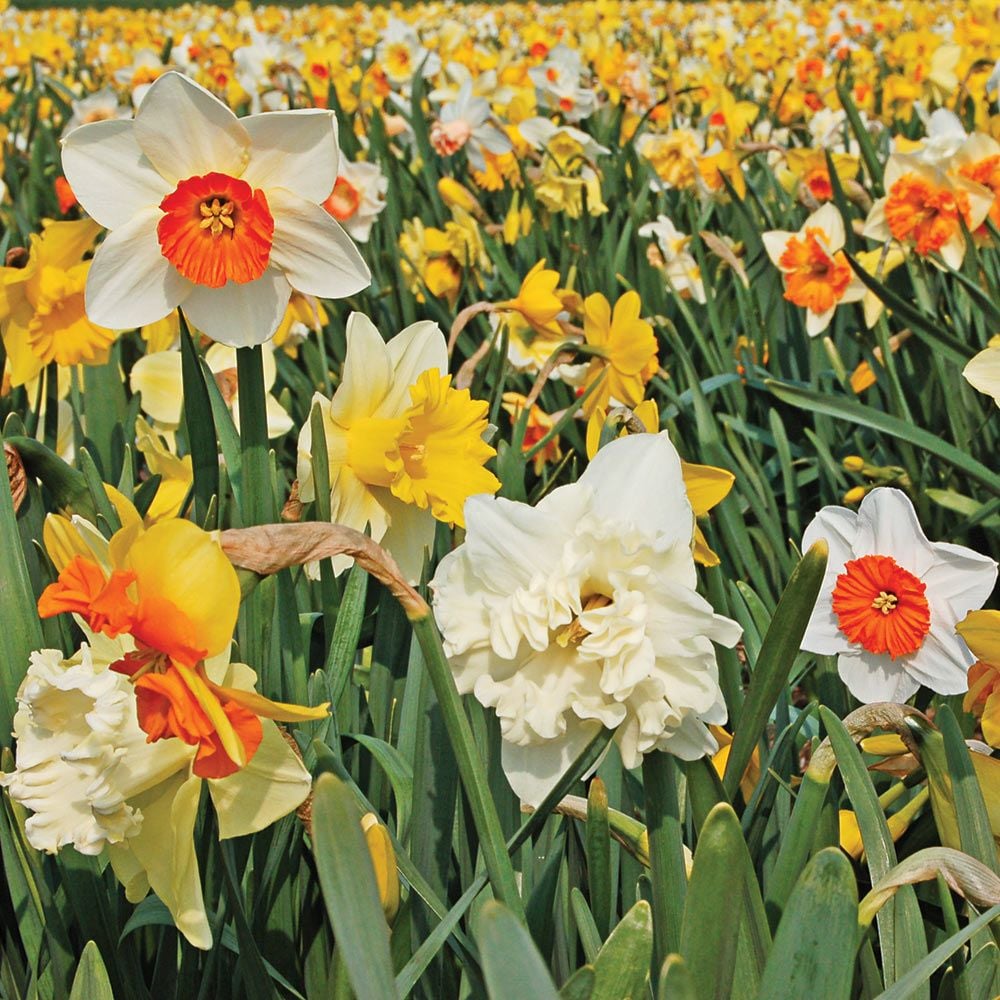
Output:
[
  {"xmin": 831, "ymin": 554, "xmax": 930, "ymax": 659},
  {"xmin": 157, "ymin": 171, "xmax": 274, "ymax": 289},
  {"xmin": 779, "ymin": 228, "xmax": 852, "ymax": 313},
  {"xmin": 884, "ymin": 173, "xmax": 971, "ymax": 256},
  {"xmin": 324, "ymin": 176, "xmax": 361, "ymax": 221},
  {"xmin": 556, "ymin": 593, "xmax": 613, "ymax": 647},
  {"xmin": 430, "ymin": 119, "xmax": 473, "ymax": 157}
]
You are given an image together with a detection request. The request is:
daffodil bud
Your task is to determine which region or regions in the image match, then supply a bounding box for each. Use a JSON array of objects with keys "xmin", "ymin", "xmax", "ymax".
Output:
[
  {"xmin": 842, "ymin": 455, "xmax": 865, "ymax": 472},
  {"xmin": 437, "ymin": 177, "xmax": 480, "ymax": 215},
  {"xmin": 842, "ymin": 486, "xmax": 868, "ymax": 504},
  {"xmin": 361, "ymin": 812, "xmax": 400, "ymax": 923}
]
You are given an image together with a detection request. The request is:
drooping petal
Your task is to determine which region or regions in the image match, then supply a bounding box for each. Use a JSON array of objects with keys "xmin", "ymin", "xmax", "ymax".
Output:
[
  {"xmin": 133, "ymin": 72, "xmax": 249, "ymax": 185},
  {"xmin": 209, "ymin": 718, "xmax": 312, "ymax": 839},
  {"xmin": 500, "ymin": 720, "xmax": 604, "ymax": 807},
  {"xmin": 242, "ymin": 109, "xmax": 339, "ymax": 203},
  {"xmin": 180, "ymin": 267, "xmax": 292, "ymax": 348},
  {"xmin": 61, "ymin": 120, "xmax": 171, "ymax": 229},
  {"xmin": 85, "ymin": 207, "xmax": 191, "ymax": 331},
  {"xmin": 121, "ymin": 770, "xmax": 213, "ymax": 949},
  {"xmin": 268, "ymin": 187, "xmax": 371, "ymax": 298}
]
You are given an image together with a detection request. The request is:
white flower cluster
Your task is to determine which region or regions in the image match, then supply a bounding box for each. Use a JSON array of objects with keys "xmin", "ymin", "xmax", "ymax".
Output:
[{"xmin": 1, "ymin": 646, "xmax": 146, "ymax": 855}]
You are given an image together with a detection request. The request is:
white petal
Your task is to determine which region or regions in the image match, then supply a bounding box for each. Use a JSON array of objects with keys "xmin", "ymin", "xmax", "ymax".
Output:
[
  {"xmin": 854, "ymin": 488, "xmax": 936, "ymax": 576},
  {"xmin": 377, "ymin": 491, "xmax": 437, "ymax": 584},
  {"xmin": 133, "ymin": 72, "xmax": 249, "ymax": 184},
  {"xmin": 264, "ymin": 394, "xmax": 294, "ymax": 439},
  {"xmin": 806, "ymin": 306, "xmax": 835, "ymax": 337},
  {"xmin": 378, "ymin": 320, "xmax": 448, "ymax": 416},
  {"xmin": 268, "ymin": 188, "xmax": 371, "ymax": 298},
  {"xmin": 129, "ymin": 351, "xmax": 184, "ymax": 425},
  {"xmin": 209, "ymin": 720, "xmax": 311, "ymax": 838},
  {"xmin": 85, "ymin": 206, "xmax": 191, "ymax": 330},
  {"xmin": 923, "ymin": 542, "xmax": 997, "ymax": 622},
  {"xmin": 581, "ymin": 432, "xmax": 693, "ymax": 550},
  {"xmin": 807, "ymin": 203, "xmax": 845, "ymax": 250},
  {"xmin": 761, "ymin": 230, "xmax": 793, "ymax": 268},
  {"xmin": 180, "ymin": 267, "xmax": 291, "ymax": 347},
  {"xmin": 330, "ymin": 313, "xmax": 393, "ymax": 423},
  {"xmin": 242, "ymin": 109, "xmax": 339, "ymax": 203},
  {"xmin": 61, "ymin": 120, "xmax": 170, "ymax": 229},
  {"xmin": 837, "ymin": 651, "xmax": 920, "ymax": 704},
  {"xmin": 657, "ymin": 713, "xmax": 719, "ymax": 761},
  {"xmin": 500, "ymin": 721, "xmax": 603, "ymax": 807},
  {"xmin": 905, "ymin": 631, "xmax": 971, "ymax": 695}
]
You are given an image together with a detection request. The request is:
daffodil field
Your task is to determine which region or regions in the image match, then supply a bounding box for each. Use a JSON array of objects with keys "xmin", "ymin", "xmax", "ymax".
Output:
[{"xmin": 3, "ymin": 0, "xmax": 1000, "ymax": 997}]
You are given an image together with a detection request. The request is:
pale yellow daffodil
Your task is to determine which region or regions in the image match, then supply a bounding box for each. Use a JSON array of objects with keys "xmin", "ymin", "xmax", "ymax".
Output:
[{"xmin": 963, "ymin": 337, "xmax": 1000, "ymax": 408}]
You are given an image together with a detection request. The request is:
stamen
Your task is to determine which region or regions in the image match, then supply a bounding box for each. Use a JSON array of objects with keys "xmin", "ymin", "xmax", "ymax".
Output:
[
  {"xmin": 199, "ymin": 197, "xmax": 237, "ymax": 237},
  {"xmin": 556, "ymin": 593, "xmax": 613, "ymax": 647},
  {"xmin": 871, "ymin": 591, "xmax": 898, "ymax": 615}
]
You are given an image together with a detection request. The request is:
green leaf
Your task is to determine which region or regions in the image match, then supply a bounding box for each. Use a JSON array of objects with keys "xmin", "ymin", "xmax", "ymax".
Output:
[
  {"xmin": 312, "ymin": 772, "xmax": 399, "ymax": 1000},
  {"xmin": 590, "ymin": 901, "xmax": 653, "ymax": 1000},
  {"xmin": 560, "ymin": 965, "xmax": 595, "ymax": 1000},
  {"xmin": 475, "ymin": 901, "xmax": 560, "ymax": 1000},
  {"xmin": 767, "ymin": 380, "xmax": 1000, "ymax": 496},
  {"xmin": 0, "ymin": 432, "xmax": 43, "ymax": 747},
  {"xmin": 877, "ymin": 905, "xmax": 1000, "ymax": 1000},
  {"xmin": 820, "ymin": 707, "xmax": 927, "ymax": 991},
  {"xmin": 178, "ymin": 310, "xmax": 219, "ymax": 526},
  {"xmin": 348, "ymin": 734, "xmax": 414, "ymax": 844},
  {"xmin": 757, "ymin": 849, "xmax": 859, "ymax": 1000},
  {"xmin": 68, "ymin": 942, "xmax": 113, "ymax": 1000},
  {"xmin": 679, "ymin": 805, "xmax": 748, "ymax": 1000},
  {"xmin": 723, "ymin": 540, "xmax": 828, "ymax": 800},
  {"xmin": 586, "ymin": 777, "xmax": 613, "ymax": 939},
  {"xmin": 657, "ymin": 955, "xmax": 697, "ymax": 1000}
]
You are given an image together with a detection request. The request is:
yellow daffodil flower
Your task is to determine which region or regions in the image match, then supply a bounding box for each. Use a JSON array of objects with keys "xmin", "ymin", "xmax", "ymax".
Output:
[{"xmin": 0, "ymin": 219, "xmax": 118, "ymax": 387}]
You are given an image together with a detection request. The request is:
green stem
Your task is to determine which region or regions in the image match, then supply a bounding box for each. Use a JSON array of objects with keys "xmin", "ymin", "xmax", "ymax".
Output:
[
  {"xmin": 642, "ymin": 750, "xmax": 687, "ymax": 969},
  {"xmin": 236, "ymin": 345, "xmax": 276, "ymax": 526},
  {"xmin": 409, "ymin": 615, "xmax": 525, "ymax": 919}
]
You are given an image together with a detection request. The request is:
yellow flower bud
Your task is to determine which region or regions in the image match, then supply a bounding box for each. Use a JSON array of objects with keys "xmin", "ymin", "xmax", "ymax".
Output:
[
  {"xmin": 842, "ymin": 455, "xmax": 865, "ymax": 472},
  {"xmin": 843, "ymin": 486, "xmax": 868, "ymax": 505},
  {"xmin": 437, "ymin": 177, "xmax": 480, "ymax": 216},
  {"xmin": 361, "ymin": 813, "xmax": 400, "ymax": 923}
]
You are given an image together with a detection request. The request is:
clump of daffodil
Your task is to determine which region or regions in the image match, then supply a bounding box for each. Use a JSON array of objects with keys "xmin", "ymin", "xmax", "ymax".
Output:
[
  {"xmin": 579, "ymin": 291, "xmax": 658, "ymax": 417},
  {"xmin": 297, "ymin": 313, "xmax": 499, "ymax": 582},
  {"xmin": 0, "ymin": 219, "xmax": 118, "ymax": 387},
  {"xmin": 37, "ymin": 517, "xmax": 329, "ymax": 778},
  {"xmin": 585, "ymin": 399, "xmax": 734, "ymax": 566}
]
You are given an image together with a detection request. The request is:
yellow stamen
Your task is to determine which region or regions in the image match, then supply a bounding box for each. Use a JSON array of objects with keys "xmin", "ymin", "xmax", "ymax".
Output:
[{"xmin": 871, "ymin": 591, "xmax": 898, "ymax": 615}]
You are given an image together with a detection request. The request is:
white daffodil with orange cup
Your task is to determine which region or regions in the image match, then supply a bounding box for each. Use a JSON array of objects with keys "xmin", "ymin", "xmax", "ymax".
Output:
[
  {"xmin": 60, "ymin": 71, "xmax": 370, "ymax": 346},
  {"xmin": 763, "ymin": 203, "xmax": 866, "ymax": 337}
]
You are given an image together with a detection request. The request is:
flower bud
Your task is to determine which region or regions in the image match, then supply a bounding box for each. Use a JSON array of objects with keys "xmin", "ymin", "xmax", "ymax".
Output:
[
  {"xmin": 842, "ymin": 486, "xmax": 868, "ymax": 505},
  {"xmin": 361, "ymin": 812, "xmax": 400, "ymax": 923},
  {"xmin": 842, "ymin": 455, "xmax": 865, "ymax": 472},
  {"xmin": 437, "ymin": 177, "xmax": 480, "ymax": 216}
]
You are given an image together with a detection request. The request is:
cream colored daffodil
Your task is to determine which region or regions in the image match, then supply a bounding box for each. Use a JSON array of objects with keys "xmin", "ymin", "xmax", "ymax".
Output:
[
  {"xmin": 963, "ymin": 339, "xmax": 1000, "ymax": 407},
  {"xmin": 297, "ymin": 312, "xmax": 499, "ymax": 581},
  {"xmin": 129, "ymin": 341, "xmax": 293, "ymax": 442}
]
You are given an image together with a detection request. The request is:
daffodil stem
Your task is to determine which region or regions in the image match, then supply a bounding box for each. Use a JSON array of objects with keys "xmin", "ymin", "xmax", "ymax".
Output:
[
  {"xmin": 409, "ymin": 614, "xmax": 525, "ymax": 919},
  {"xmin": 236, "ymin": 345, "xmax": 277, "ymax": 676},
  {"xmin": 642, "ymin": 750, "xmax": 687, "ymax": 968}
]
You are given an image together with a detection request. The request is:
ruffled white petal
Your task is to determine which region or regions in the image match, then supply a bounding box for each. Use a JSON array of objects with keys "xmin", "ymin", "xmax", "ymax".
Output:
[{"xmin": 61, "ymin": 120, "xmax": 170, "ymax": 229}]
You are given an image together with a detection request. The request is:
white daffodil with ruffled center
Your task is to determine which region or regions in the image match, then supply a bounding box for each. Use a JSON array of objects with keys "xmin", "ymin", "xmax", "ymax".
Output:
[
  {"xmin": 430, "ymin": 432, "xmax": 741, "ymax": 807},
  {"xmin": 61, "ymin": 71, "xmax": 370, "ymax": 347},
  {"xmin": 1, "ymin": 636, "xmax": 312, "ymax": 950},
  {"xmin": 800, "ymin": 488, "xmax": 997, "ymax": 704}
]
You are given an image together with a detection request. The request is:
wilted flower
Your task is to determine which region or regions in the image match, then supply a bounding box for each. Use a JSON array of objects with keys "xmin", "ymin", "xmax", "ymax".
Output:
[
  {"xmin": 430, "ymin": 432, "xmax": 741, "ymax": 806},
  {"xmin": 800, "ymin": 488, "xmax": 997, "ymax": 703},
  {"xmin": 61, "ymin": 71, "xmax": 370, "ymax": 346}
]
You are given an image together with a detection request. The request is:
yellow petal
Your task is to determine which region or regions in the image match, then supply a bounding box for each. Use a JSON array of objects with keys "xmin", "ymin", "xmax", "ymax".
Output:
[
  {"xmin": 681, "ymin": 460, "xmax": 735, "ymax": 516},
  {"xmin": 957, "ymin": 611, "xmax": 1000, "ymax": 666}
]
